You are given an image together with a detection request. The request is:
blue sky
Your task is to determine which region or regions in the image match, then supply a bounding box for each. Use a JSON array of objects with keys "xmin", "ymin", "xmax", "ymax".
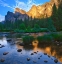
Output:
[{"xmin": 0, "ymin": 0, "xmax": 50, "ymax": 22}]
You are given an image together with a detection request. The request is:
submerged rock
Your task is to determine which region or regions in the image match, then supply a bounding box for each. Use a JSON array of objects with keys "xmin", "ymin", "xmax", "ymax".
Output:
[
  {"xmin": 48, "ymin": 55, "xmax": 50, "ymax": 58},
  {"xmin": 7, "ymin": 39, "xmax": 12, "ymax": 41},
  {"xmin": 34, "ymin": 52, "xmax": 37, "ymax": 54},
  {"xmin": 44, "ymin": 60, "xmax": 48, "ymax": 63},
  {"xmin": 54, "ymin": 59, "xmax": 58, "ymax": 63},
  {"xmin": 27, "ymin": 58, "xmax": 30, "ymax": 61},
  {"xmin": 31, "ymin": 53, "xmax": 34, "ymax": 55},
  {"xmin": 40, "ymin": 55, "xmax": 42, "ymax": 57},
  {"xmin": 0, "ymin": 59, "xmax": 5, "ymax": 62},
  {"xmin": 3, "ymin": 52, "xmax": 9, "ymax": 55},
  {"xmin": 19, "ymin": 43, "xmax": 24, "ymax": 46},
  {"xmin": 17, "ymin": 49, "xmax": 22, "ymax": 52},
  {"xmin": 0, "ymin": 45, "xmax": 5, "ymax": 48},
  {"xmin": 44, "ymin": 53, "xmax": 47, "ymax": 55},
  {"xmin": 33, "ymin": 61, "xmax": 36, "ymax": 63},
  {"xmin": 1, "ymin": 45, "xmax": 5, "ymax": 47},
  {"xmin": 0, "ymin": 46, "xmax": 2, "ymax": 48},
  {"xmin": 38, "ymin": 58, "xmax": 40, "ymax": 59}
]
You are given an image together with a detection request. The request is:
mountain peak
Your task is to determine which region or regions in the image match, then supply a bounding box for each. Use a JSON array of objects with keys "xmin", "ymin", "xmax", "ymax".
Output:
[{"xmin": 15, "ymin": 8, "xmax": 26, "ymax": 14}]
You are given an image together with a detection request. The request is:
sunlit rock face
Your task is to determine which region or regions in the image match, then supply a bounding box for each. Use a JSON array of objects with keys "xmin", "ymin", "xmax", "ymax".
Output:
[
  {"xmin": 27, "ymin": 3, "xmax": 53, "ymax": 18},
  {"xmin": 27, "ymin": 0, "xmax": 62, "ymax": 18},
  {"xmin": 50, "ymin": 0, "xmax": 62, "ymax": 8},
  {"xmin": 15, "ymin": 8, "xmax": 26, "ymax": 14}
]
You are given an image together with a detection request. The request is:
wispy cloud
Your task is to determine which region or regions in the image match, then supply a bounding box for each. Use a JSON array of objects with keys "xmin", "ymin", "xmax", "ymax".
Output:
[
  {"xmin": 0, "ymin": 14, "xmax": 5, "ymax": 22},
  {"xmin": 0, "ymin": 0, "xmax": 42, "ymax": 21},
  {"xmin": 13, "ymin": 0, "xmax": 42, "ymax": 11},
  {"xmin": 0, "ymin": 0, "xmax": 42, "ymax": 11},
  {"xmin": 0, "ymin": 0, "xmax": 14, "ymax": 9}
]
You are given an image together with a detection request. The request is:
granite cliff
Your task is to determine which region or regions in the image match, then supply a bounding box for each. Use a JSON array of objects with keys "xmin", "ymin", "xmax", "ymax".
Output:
[{"xmin": 5, "ymin": 0, "xmax": 62, "ymax": 21}]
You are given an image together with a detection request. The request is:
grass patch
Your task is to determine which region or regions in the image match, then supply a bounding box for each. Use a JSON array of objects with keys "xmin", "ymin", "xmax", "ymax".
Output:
[
  {"xmin": 50, "ymin": 32, "xmax": 62, "ymax": 41},
  {"xmin": 23, "ymin": 36, "xmax": 34, "ymax": 45},
  {"xmin": 37, "ymin": 34, "xmax": 53, "ymax": 44}
]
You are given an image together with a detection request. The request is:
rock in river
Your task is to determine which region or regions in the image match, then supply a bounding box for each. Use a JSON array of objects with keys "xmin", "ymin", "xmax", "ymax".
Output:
[
  {"xmin": 19, "ymin": 43, "xmax": 24, "ymax": 46},
  {"xmin": 0, "ymin": 45, "xmax": 5, "ymax": 48},
  {"xmin": 54, "ymin": 59, "xmax": 58, "ymax": 63},
  {"xmin": 0, "ymin": 59, "xmax": 5, "ymax": 62},
  {"xmin": 17, "ymin": 49, "xmax": 22, "ymax": 52},
  {"xmin": 44, "ymin": 60, "xmax": 48, "ymax": 63},
  {"xmin": 27, "ymin": 58, "xmax": 30, "ymax": 61},
  {"xmin": 31, "ymin": 53, "xmax": 34, "ymax": 55},
  {"xmin": 44, "ymin": 53, "xmax": 47, "ymax": 55},
  {"xmin": 3, "ymin": 52, "xmax": 9, "ymax": 55}
]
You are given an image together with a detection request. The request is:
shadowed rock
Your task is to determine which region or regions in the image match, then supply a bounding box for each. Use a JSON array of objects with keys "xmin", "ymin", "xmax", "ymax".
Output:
[
  {"xmin": 44, "ymin": 53, "xmax": 47, "ymax": 55},
  {"xmin": 48, "ymin": 55, "xmax": 50, "ymax": 58},
  {"xmin": 3, "ymin": 52, "xmax": 9, "ymax": 55},
  {"xmin": 40, "ymin": 55, "xmax": 42, "ymax": 57},
  {"xmin": 17, "ymin": 49, "xmax": 22, "ymax": 52},
  {"xmin": 31, "ymin": 53, "xmax": 34, "ymax": 55},
  {"xmin": 33, "ymin": 61, "xmax": 36, "ymax": 63},
  {"xmin": 34, "ymin": 52, "xmax": 37, "ymax": 54},
  {"xmin": 54, "ymin": 59, "xmax": 58, "ymax": 63},
  {"xmin": 19, "ymin": 43, "xmax": 24, "ymax": 46},
  {"xmin": 27, "ymin": 58, "xmax": 30, "ymax": 61},
  {"xmin": 7, "ymin": 39, "xmax": 12, "ymax": 41},
  {"xmin": 0, "ymin": 59, "xmax": 5, "ymax": 62},
  {"xmin": 38, "ymin": 58, "xmax": 40, "ymax": 59},
  {"xmin": 44, "ymin": 60, "xmax": 48, "ymax": 63},
  {"xmin": 0, "ymin": 45, "xmax": 5, "ymax": 48}
]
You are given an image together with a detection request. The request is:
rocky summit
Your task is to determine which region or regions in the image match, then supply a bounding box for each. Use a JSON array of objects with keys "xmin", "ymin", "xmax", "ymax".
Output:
[{"xmin": 5, "ymin": 0, "xmax": 62, "ymax": 22}]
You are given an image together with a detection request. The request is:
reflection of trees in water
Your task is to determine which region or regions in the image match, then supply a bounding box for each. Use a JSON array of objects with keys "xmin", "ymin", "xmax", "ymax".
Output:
[
  {"xmin": 51, "ymin": 45, "xmax": 62, "ymax": 62},
  {"xmin": 23, "ymin": 45, "xmax": 34, "ymax": 50},
  {"xmin": 36, "ymin": 43, "xmax": 62, "ymax": 62},
  {"xmin": 39, "ymin": 43, "xmax": 62, "ymax": 62}
]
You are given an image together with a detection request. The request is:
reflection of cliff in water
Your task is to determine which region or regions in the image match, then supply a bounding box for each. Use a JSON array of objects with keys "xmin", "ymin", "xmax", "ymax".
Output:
[
  {"xmin": 29, "ymin": 40, "xmax": 62, "ymax": 62},
  {"xmin": 16, "ymin": 39, "xmax": 62, "ymax": 62}
]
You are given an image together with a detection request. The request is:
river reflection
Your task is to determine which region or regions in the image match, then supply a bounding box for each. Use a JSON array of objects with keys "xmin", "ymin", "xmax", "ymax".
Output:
[{"xmin": 0, "ymin": 35, "xmax": 62, "ymax": 64}]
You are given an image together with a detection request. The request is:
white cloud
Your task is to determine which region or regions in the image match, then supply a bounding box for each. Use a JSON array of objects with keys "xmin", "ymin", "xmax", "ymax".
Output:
[
  {"xmin": 0, "ymin": 0, "xmax": 42, "ymax": 11},
  {"xmin": 0, "ymin": 14, "xmax": 5, "ymax": 22},
  {"xmin": 0, "ymin": 0, "xmax": 42, "ymax": 21},
  {"xmin": 13, "ymin": 0, "xmax": 42, "ymax": 11}
]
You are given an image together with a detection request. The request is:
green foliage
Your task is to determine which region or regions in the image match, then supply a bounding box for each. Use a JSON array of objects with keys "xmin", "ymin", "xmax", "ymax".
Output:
[
  {"xmin": 46, "ymin": 18, "xmax": 56, "ymax": 32},
  {"xmin": 51, "ymin": 3, "xmax": 62, "ymax": 31},
  {"xmin": 34, "ymin": 24, "xmax": 40, "ymax": 29},
  {"xmin": 37, "ymin": 35, "xmax": 53, "ymax": 43},
  {"xmin": 20, "ymin": 23, "xmax": 26, "ymax": 30},
  {"xmin": 50, "ymin": 32, "xmax": 62, "ymax": 41},
  {"xmin": 23, "ymin": 36, "xmax": 34, "ymax": 45}
]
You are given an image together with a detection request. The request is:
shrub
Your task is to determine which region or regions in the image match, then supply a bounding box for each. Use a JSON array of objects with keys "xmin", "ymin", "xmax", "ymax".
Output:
[
  {"xmin": 37, "ymin": 35, "xmax": 53, "ymax": 43},
  {"xmin": 50, "ymin": 33, "xmax": 62, "ymax": 41},
  {"xmin": 23, "ymin": 36, "xmax": 34, "ymax": 45}
]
